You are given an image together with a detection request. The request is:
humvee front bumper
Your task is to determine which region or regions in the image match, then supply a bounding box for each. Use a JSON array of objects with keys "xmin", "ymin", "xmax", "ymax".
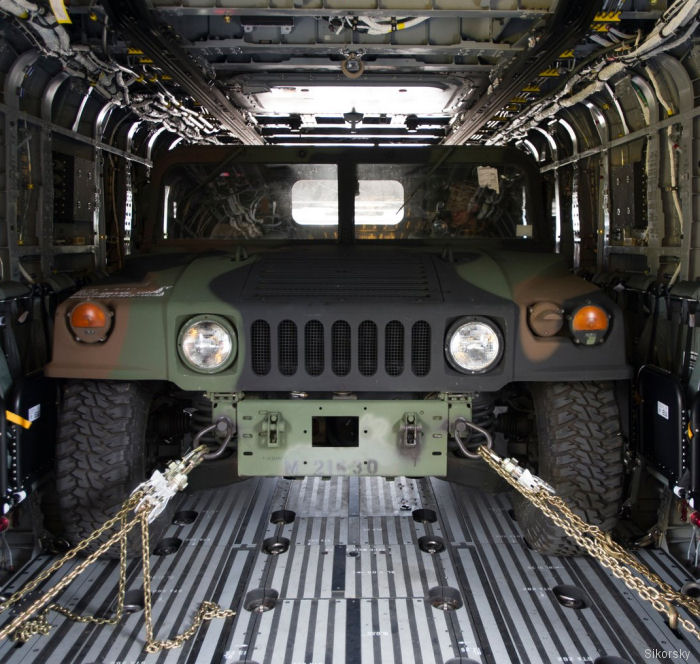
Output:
[{"xmin": 215, "ymin": 397, "xmax": 471, "ymax": 477}]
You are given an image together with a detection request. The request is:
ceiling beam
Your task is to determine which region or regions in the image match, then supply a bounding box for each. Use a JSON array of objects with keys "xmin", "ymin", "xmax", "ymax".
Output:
[
  {"xmin": 103, "ymin": 0, "xmax": 264, "ymax": 145},
  {"xmin": 444, "ymin": 0, "xmax": 605, "ymax": 145}
]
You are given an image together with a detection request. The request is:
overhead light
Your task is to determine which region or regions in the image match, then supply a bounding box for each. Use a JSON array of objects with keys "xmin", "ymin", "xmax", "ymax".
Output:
[{"xmin": 251, "ymin": 85, "xmax": 457, "ymax": 116}]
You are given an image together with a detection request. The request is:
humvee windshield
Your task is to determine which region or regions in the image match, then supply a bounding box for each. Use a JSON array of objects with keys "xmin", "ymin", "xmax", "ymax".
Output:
[{"xmin": 159, "ymin": 159, "xmax": 533, "ymax": 242}]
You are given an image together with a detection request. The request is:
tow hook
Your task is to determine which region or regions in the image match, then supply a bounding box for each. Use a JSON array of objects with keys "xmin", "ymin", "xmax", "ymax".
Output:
[
  {"xmin": 400, "ymin": 412, "xmax": 422, "ymax": 448},
  {"xmin": 193, "ymin": 416, "xmax": 235, "ymax": 460}
]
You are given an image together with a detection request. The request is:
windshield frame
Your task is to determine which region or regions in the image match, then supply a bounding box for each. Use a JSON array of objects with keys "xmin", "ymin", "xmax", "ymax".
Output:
[{"xmin": 140, "ymin": 145, "xmax": 548, "ymax": 251}]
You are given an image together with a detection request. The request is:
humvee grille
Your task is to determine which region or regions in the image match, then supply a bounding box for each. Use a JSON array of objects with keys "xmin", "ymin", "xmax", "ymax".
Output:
[{"xmin": 250, "ymin": 319, "xmax": 432, "ymax": 379}]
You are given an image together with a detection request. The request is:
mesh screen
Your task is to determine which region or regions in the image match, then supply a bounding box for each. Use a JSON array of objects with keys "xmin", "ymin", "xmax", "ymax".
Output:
[
  {"xmin": 278, "ymin": 320, "xmax": 298, "ymax": 376},
  {"xmin": 411, "ymin": 321, "xmax": 431, "ymax": 376},
  {"xmin": 331, "ymin": 321, "xmax": 351, "ymax": 376},
  {"xmin": 358, "ymin": 320, "xmax": 378, "ymax": 376},
  {"xmin": 251, "ymin": 320, "xmax": 271, "ymax": 375},
  {"xmin": 305, "ymin": 320, "xmax": 324, "ymax": 376},
  {"xmin": 385, "ymin": 321, "xmax": 405, "ymax": 376}
]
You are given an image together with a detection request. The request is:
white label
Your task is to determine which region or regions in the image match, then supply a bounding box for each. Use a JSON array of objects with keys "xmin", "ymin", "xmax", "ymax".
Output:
[
  {"xmin": 657, "ymin": 401, "xmax": 669, "ymax": 420},
  {"xmin": 477, "ymin": 166, "xmax": 500, "ymax": 193},
  {"xmin": 28, "ymin": 404, "xmax": 41, "ymax": 422},
  {"xmin": 516, "ymin": 224, "xmax": 533, "ymax": 237}
]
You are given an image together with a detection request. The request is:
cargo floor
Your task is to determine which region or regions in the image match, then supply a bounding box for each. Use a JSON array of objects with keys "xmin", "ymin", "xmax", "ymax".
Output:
[{"xmin": 1, "ymin": 476, "xmax": 698, "ymax": 664}]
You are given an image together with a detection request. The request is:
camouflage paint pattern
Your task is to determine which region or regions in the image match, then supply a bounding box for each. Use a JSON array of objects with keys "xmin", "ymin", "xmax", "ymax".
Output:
[{"xmin": 45, "ymin": 146, "xmax": 630, "ymax": 477}]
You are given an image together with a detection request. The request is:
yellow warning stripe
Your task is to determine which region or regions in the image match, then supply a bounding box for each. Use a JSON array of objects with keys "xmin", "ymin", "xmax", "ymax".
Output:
[
  {"xmin": 593, "ymin": 11, "xmax": 621, "ymax": 22},
  {"xmin": 6, "ymin": 411, "xmax": 31, "ymax": 430}
]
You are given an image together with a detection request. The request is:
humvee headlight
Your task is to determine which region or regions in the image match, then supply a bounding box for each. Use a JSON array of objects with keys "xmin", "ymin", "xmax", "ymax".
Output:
[
  {"xmin": 445, "ymin": 317, "xmax": 503, "ymax": 374},
  {"xmin": 178, "ymin": 315, "xmax": 236, "ymax": 373}
]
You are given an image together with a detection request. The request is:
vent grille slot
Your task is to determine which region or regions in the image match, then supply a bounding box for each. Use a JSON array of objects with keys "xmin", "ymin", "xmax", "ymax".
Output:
[
  {"xmin": 251, "ymin": 320, "xmax": 271, "ymax": 375},
  {"xmin": 411, "ymin": 321, "xmax": 431, "ymax": 376},
  {"xmin": 358, "ymin": 321, "xmax": 378, "ymax": 376},
  {"xmin": 305, "ymin": 321, "xmax": 324, "ymax": 376},
  {"xmin": 278, "ymin": 320, "xmax": 298, "ymax": 376},
  {"xmin": 332, "ymin": 321, "xmax": 351, "ymax": 376},
  {"xmin": 385, "ymin": 321, "xmax": 405, "ymax": 376}
]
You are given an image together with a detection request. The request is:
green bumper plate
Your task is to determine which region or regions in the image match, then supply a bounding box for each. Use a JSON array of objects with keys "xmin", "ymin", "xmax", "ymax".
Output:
[{"xmin": 237, "ymin": 399, "xmax": 448, "ymax": 477}]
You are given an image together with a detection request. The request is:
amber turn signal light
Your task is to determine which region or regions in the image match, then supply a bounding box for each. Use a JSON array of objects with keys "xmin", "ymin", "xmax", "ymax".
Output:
[
  {"xmin": 69, "ymin": 302, "xmax": 107, "ymax": 328},
  {"xmin": 67, "ymin": 301, "xmax": 112, "ymax": 343},
  {"xmin": 570, "ymin": 304, "xmax": 609, "ymax": 345}
]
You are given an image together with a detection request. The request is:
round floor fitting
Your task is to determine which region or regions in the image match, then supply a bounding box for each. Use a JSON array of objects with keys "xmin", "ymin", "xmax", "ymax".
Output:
[
  {"xmin": 552, "ymin": 584, "xmax": 589, "ymax": 610},
  {"xmin": 418, "ymin": 535, "xmax": 446, "ymax": 554},
  {"xmin": 681, "ymin": 580, "xmax": 700, "ymax": 598},
  {"xmin": 262, "ymin": 536, "xmax": 290, "ymax": 555},
  {"xmin": 123, "ymin": 589, "xmax": 144, "ymax": 614},
  {"xmin": 270, "ymin": 510, "xmax": 296, "ymax": 525},
  {"xmin": 153, "ymin": 537, "xmax": 182, "ymax": 556},
  {"xmin": 412, "ymin": 508, "xmax": 437, "ymax": 524},
  {"xmin": 244, "ymin": 588, "xmax": 279, "ymax": 613},
  {"xmin": 427, "ymin": 586, "xmax": 462, "ymax": 611},
  {"xmin": 172, "ymin": 510, "xmax": 198, "ymax": 525}
]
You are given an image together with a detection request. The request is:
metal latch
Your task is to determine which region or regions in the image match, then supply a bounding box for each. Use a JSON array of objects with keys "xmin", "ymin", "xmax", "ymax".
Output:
[
  {"xmin": 261, "ymin": 412, "xmax": 284, "ymax": 447},
  {"xmin": 400, "ymin": 412, "xmax": 422, "ymax": 448}
]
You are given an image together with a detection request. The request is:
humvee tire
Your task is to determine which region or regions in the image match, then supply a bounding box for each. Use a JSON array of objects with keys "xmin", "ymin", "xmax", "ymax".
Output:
[
  {"xmin": 513, "ymin": 381, "xmax": 624, "ymax": 556},
  {"xmin": 55, "ymin": 380, "xmax": 175, "ymax": 558}
]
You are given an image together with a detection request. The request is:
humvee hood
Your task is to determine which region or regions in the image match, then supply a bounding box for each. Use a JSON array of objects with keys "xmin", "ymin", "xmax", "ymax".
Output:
[{"xmin": 205, "ymin": 245, "xmax": 524, "ymax": 305}]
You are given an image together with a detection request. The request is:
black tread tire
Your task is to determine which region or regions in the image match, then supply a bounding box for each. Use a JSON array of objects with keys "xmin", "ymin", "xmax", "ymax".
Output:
[
  {"xmin": 513, "ymin": 381, "xmax": 624, "ymax": 556},
  {"xmin": 55, "ymin": 380, "xmax": 172, "ymax": 558}
]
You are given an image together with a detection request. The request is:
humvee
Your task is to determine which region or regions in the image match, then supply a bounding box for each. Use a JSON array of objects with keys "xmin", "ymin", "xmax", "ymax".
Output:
[{"xmin": 46, "ymin": 146, "xmax": 629, "ymax": 555}]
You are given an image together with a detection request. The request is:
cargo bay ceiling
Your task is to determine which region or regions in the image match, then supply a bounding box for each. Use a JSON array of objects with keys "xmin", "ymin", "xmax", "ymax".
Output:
[
  {"xmin": 1, "ymin": 1, "xmax": 697, "ymax": 148},
  {"xmin": 0, "ymin": 1, "xmax": 698, "ymax": 282}
]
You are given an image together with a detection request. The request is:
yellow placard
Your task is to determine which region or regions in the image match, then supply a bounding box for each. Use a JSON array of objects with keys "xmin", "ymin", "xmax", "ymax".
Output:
[
  {"xmin": 6, "ymin": 410, "xmax": 32, "ymax": 430},
  {"xmin": 49, "ymin": 0, "xmax": 71, "ymax": 24}
]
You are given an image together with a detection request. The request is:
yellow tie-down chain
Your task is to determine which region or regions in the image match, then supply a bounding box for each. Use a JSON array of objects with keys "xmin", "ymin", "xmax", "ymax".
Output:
[
  {"xmin": 454, "ymin": 418, "xmax": 700, "ymax": 642},
  {"xmin": 0, "ymin": 417, "xmax": 236, "ymax": 653}
]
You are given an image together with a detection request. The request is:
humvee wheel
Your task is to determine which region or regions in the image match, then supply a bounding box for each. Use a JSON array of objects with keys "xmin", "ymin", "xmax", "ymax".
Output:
[
  {"xmin": 513, "ymin": 381, "xmax": 624, "ymax": 556},
  {"xmin": 55, "ymin": 380, "xmax": 175, "ymax": 558}
]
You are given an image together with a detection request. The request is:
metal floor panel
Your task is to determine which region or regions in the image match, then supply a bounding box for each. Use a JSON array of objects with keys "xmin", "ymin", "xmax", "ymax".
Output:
[{"xmin": 1, "ymin": 476, "xmax": 698, "ymax": 664}]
